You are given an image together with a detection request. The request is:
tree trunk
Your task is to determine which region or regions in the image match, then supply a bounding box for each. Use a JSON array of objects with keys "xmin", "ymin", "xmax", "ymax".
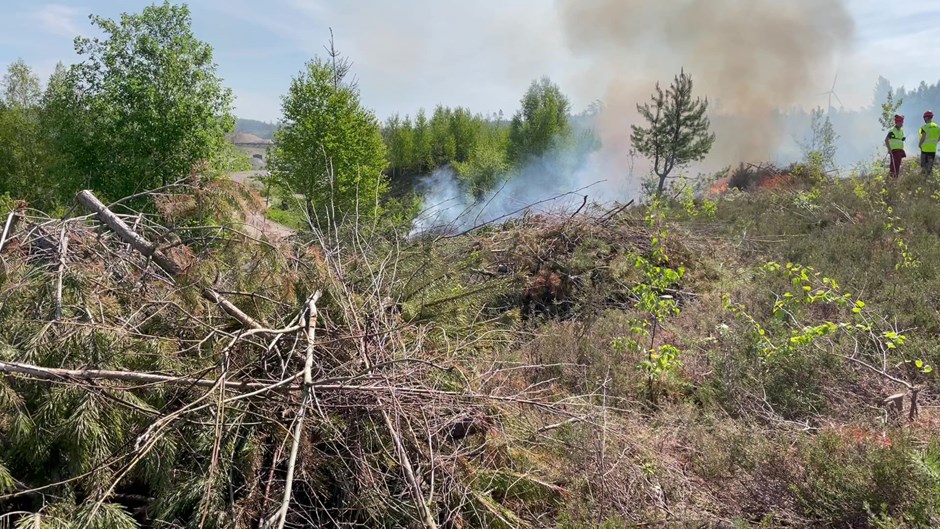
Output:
[{"xmin": 305, "ymin": 198, "xmax": 314, "ymax": 225}]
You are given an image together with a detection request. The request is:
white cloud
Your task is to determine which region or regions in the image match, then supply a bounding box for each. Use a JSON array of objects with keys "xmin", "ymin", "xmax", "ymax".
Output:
[{"xmin": 34, "ymin": 4, "xmax": 82, "ymax": 37}]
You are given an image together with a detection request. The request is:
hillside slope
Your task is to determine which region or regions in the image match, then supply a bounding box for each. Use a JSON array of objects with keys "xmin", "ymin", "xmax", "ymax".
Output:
[{"xmin": 236, "ymin": 118, "xmax": 278, "ymax": 140}]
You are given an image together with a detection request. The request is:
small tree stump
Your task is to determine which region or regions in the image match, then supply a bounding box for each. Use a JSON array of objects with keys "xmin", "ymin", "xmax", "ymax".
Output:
[{"xmin": 884, "ymin": 393, "xmax": 905, "ymax": 420}]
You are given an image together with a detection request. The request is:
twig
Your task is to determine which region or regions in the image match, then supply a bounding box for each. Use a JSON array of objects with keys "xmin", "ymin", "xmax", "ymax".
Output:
[
  {"xmin": 381, "ymin": 406, "xmax": 438, "ymax": 529},
  {"xmin": 568, "ymin": 195, "xmax": 588, "ymax": 220},
  {"xmin": 834, "ymin": 351, "xmax": 913, "ymax": 390},
  {"xmin": 535, "ymin": 416, "xmax": 582, "ymax": 434},
  {"xmin": 443, "ymin": 181, "xmax": 605, "ymax": 239},
  {"xmin": 599, "ymin": 199, "xmax": 635, "ymax": 222},
  {"xmin": 55, "ymin": 226, "xmax": 68, "ymax": 321},
  {"xmin": 0, "ymin": 359, "xmax": 297, "ymax": 392},
  {"xmin": 0, "ymin": 210, "xmax": 17, "ymax": 253}
]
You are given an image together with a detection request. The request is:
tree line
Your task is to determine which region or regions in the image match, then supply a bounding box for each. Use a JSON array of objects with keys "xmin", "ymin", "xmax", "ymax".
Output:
[
  {"xmin": 0, "ymin": 2, "xmax": 240, "ymax": 211},
  {"xmin": 0, "ymin": 0, "xmax": 717, "ymax": 228},
  {"xmin": 381, "ymin": 77, "xmax": 572, "ymax": 200},
  {"xmin": 5, "ymin": 0, "xmax": 938, "ymax": 227},
  {"xmin": 0, "ymin": 0, "xmax": 580, "ymax": 224}
]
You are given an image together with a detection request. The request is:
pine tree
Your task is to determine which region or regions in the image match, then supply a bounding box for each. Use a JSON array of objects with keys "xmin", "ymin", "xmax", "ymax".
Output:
[{"xmin": 631, "ymin": 70, "xmax": 715, "ymax": 196}]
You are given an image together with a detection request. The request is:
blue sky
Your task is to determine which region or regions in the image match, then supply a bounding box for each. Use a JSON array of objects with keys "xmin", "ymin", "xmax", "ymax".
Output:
[{"xmin": 0, "ymin": 1, "xmax": 937, "ymax": 122}]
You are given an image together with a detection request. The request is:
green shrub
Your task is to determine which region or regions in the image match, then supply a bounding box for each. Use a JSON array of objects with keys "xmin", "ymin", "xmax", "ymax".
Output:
[{"xmin": 794, "ymin": 431, "xmax": 937, "ymax": 527}]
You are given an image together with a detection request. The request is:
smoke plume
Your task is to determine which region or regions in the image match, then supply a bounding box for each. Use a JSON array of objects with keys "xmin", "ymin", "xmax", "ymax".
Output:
[
  {"xmin": 412, "ymin": 1, "xmax": 858, "ymax": 235},
  {"xmin": 559, "ymin": 0, "xmax": 855, "ymax": 167},
  {"xmin": 410, "ymin": 137, "xmax": 616, "ymax": 236}
]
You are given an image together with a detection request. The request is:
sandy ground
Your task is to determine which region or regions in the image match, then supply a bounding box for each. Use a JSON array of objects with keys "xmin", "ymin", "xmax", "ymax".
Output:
[
  {"xmin": 229, "ymin": 170, "xmax": 296, "ymax": 240},
  {"xmin": 245, "ymin": 211, "xmax": 296, "ymax": 240},
  {"xmin": 231, "ymin": 170, "xmax": 266, "ymax": 187}
]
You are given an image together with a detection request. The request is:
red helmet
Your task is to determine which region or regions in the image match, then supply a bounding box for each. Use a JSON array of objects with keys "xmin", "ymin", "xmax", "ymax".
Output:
[
  {"xmin": 895, "ymin": 114, "xmax": 905, "ymax": 123},
  {"xmin": 925, "ymin": 111, "xmax": 934, "ymax": 119}
]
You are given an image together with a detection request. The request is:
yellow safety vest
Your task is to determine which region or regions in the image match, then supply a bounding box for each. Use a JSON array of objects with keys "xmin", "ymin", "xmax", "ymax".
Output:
[
  {"xmin": 888, "ymin": 127, "xmax": 905, "ymax": 151},
  {"xmin": 920, "ymin": 122, "xmax": 940, "ymax": 153}
]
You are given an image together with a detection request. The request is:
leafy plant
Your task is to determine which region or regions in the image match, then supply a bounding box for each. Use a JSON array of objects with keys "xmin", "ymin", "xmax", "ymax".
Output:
[
  {"xmin": 508, "ymin": 77, "xmax": 571, "ymax": 162},
  {"xmin": 612, "ymin": 200, "xmax": 685, "ymax": 403},
  {"xmin": 45, "ymin": 1, "xmax": 235, "ymax": 200},
  {"xmin": 268, "ymin": 52, "xmax": 388, "ymax": 226}
]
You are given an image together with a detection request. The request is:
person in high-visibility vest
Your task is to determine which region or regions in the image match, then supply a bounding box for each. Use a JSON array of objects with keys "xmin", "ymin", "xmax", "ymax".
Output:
[
  {"xmin": 885, "ymin": 114, "xmax": 906, "ymax": 177},
  {"xmin": 919, "ymin": 110, "xmax": 940, "ymax": 176}
]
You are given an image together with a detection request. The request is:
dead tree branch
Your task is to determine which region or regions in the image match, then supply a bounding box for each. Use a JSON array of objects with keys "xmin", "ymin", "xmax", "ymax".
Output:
[
  {"xmin": 269, "ymin": 291, "xmax": 322, "ymax": 529},
  {"xmin": 76, "ymin": 189, "xmax": 262, "ymax": 329},
  {"xmin": 0, "ymin": 210, "xmax": 18, "ymax": 253},
  {"xmin": 55, "ymin": 226, "xmax": 68, "ymax": 320},
  {"xmin": 0, "ymin": 360, "xmax": 296, "ymax": 392}
]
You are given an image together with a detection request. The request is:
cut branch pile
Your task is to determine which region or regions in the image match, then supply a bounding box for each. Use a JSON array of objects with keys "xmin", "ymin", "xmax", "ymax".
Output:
[{"xmin": 0, "ymin": 188, "xmax": 604, "ymax": 528}]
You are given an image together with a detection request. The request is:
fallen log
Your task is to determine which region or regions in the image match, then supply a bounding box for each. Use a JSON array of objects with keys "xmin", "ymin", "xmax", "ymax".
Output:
[
  {"xmin": 76, "ymin": 190, "xmax": 262, "ymax": 330},
  {"xmin": 0, "ymin": 359, "xmax": 291, "ymax": 392}
]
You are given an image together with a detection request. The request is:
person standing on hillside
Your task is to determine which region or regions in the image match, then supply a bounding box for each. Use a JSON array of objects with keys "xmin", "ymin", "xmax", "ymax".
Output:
[
  {"xmin": 885, "ymin": 114, "xmax": 906, "ymax": 177},
  {"xmin": 919, "ymin": 110, "xmax": 940, "ymax": 177}
]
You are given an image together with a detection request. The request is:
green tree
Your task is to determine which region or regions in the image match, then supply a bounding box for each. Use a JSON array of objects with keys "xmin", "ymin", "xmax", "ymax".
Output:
[
  {"xmin": 430, "ymin": 105, "xmax": 457, "ymax": 166},
  {"xmin": 384, "ymin": 114, "xmax": 403, "ymax": 176},
  {"xmin": 47, "ymin": 1, "xmax": 234, "ymax": 200},
  {"xmin": 631, "ymin": 70, "xmax": 715, "ymax": 196},
  {"xmin": 41, "ymin": 63, "xmax": 87, "ymax": 203},
  {"xmin": 450, "ymin": 107, "xmax": 481, "ymax": 163},
  {"xmin": 384, "ymin": 114, "xmax": 417, "ymax": 178},
  {"xmin": 508, "ymin": 77, "xmax": 571, "ymax": 162},
  {"xmin": 879, "ymin": 87, "xmax": 904, "ymax": 131},
  {"xmin": 0, "ymin": 60, "xmax": 52, "ymax": 206},
  {"xmin": 804, "ymin": 107, "xmax": 838, "ymax": 176},
  {"xmin": 454, "ymin": 136, "xmax": 510, "ymax": 200},
  {"xmin": 399, "ymin": 116, "xmax": 416, "ymax": 172},
  {"xmin": 268, "ymin": 57, "xmax": 387, "ymax": 225},
  {"xmin": 1, "ymin": 59, "xmax": 41, "ymax": 108},
  {"xmin": 413, "ymin": 109, "xmax": 432, "ymax": 172}
]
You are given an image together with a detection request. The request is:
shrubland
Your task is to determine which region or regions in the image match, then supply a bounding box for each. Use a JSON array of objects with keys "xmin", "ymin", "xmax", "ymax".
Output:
[
  {"xmin": 0, "ymin": 2, "xmax": 938, "ymax": 527},
  {"xmin": 0, "ymin": 156, "xmax": 938, "ymax": 528}
]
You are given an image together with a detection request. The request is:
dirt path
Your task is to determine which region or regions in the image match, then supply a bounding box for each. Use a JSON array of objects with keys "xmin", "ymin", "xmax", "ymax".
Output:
[
  {"xmin": 231, "ymin": 170, "xmax": 266, "ymax": 187},
  {"xmin": 246, "ymin": 212, "xmax": 296, "ymax": 240},
  {"xmin": 229, "ymin": 170, "xmax": 296, "ymax": 240}
]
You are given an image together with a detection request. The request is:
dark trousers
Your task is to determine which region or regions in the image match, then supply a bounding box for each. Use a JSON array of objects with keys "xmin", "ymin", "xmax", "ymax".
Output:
[
  {"xmin": 922, "ymin": 151, "xmax": 936, "ymax": 176},
  {"xmin": 890, "ymin": 149, "xmax": 906, "ymax": 177}
]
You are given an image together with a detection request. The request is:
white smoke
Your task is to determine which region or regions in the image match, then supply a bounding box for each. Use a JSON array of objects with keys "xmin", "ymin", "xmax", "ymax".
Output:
[{"xmin": 410, "ymin": 125, "xmax": 633, "ymax": 236}]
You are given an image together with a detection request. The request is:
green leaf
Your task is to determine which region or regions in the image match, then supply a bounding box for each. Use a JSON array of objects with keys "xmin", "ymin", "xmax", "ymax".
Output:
[
  {"xmin": 0, "ymin": 460, "xmax": 14, "ymax": 494},
  {"xmin": 75, "ymin": 503, "xmax": 139, "ymax": 529},
  {"xmin": 47, "ymin": 2, "xmax": 236, "ymax": 202}
]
